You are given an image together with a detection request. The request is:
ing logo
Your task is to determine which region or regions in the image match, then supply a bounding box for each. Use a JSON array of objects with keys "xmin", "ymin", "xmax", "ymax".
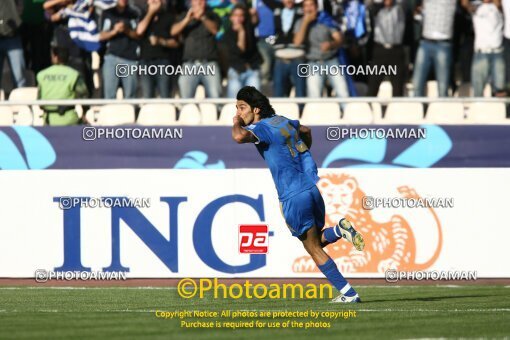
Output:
[{"xmin": 292, "ymin": 174, "xmax": 443, "ymax": 274}]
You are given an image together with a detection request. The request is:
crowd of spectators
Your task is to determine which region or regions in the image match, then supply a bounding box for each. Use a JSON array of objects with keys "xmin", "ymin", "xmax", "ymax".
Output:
[{"xmin": 1, "ymin": 0, "xmax": 510, "ymax": 103}]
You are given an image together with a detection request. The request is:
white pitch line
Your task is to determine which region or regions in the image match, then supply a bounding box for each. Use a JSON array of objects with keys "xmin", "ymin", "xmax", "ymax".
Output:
[
  {"xmin": 38, "ymin": 310, "xmax": 60, "ymax": 313},
  {"xmin": 241, "ymin": 308, "xmax": 510, "ymax": 313},
  {"xmin": 0, "ymin": 285, "xmax": 486, "ymax": 290},
  {"xmin": 0, "ymin": 308, "xmax": 509, "ymax": 314},
  {"xmin": 357, "ymin": 308, "xmax": 510, "ymax": 312},
  {"xmin": 0, "ymin": 287, "xmax": 177, "ymax": 290}
]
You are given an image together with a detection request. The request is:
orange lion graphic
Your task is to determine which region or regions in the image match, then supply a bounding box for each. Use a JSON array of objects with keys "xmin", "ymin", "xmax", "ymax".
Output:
[{"xmin": 292, "ymin": 173, "xmax": 443, "ymax": 273}]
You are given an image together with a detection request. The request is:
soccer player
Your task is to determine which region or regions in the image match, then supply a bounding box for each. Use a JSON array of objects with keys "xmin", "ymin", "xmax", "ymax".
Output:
[{"xmin": 232, "ymin": 86, "xmax": 365, "ymax": 303}]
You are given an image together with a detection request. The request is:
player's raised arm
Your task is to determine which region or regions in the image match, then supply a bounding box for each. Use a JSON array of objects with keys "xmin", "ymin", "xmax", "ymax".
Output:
[
  {"xmin": 299, "ymin": 124, "xmax": 312, "ymax": 149},
  {"xmin": 232, "ymin": 115, "xmax": 257, "ymax": 143}
]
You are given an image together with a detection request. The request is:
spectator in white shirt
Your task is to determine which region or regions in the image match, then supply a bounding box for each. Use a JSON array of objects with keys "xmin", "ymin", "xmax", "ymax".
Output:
[
  {"xmin": 463, "ymin": 0, "xmax": 505, "ymax": 97},
  {"xmin": 411, "ymin": 0, "xmax": 456, "ymax": 97}
]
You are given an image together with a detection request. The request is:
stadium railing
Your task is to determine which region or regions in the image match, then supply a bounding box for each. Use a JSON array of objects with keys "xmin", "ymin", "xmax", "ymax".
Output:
[{"xmin": 0, "ymin": 97, "xmax": 509, "ymax": 126}]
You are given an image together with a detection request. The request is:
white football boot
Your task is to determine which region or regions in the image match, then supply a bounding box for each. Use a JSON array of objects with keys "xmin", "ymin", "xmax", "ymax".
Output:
[
  {"xmin": 337, "ymin": 218, "xmax": 365, "ymax": 251},
  {"xmin": 331, "ymin": 293, "xmax": 361, "ymax": 303}
]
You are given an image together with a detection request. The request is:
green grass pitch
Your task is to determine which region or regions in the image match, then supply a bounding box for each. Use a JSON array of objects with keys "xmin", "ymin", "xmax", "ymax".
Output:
[{"xmin": 0, "ymin": 285, "xmax": 509, "ymax": 339}]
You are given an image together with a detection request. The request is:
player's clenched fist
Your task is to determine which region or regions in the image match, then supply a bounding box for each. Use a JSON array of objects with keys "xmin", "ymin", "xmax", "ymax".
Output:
[{"xmin": 233, "ymin": 114, "xmax": 245, "ymax": 126}]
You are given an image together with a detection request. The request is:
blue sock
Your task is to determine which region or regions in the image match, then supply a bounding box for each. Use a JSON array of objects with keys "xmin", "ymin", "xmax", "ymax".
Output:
[
  {"xmin": 323, "ymin": 225, "xmax": 342, "ymax": 244},
  {"xmin": 318, "ymin": 257, "xmax": 357, "ymax": 297}
]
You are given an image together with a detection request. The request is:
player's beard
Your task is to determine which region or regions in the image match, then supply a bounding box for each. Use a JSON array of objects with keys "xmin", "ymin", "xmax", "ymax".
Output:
[{"xmin": 238, "ymin": 114, "xmax": 249, "ymax": 126}]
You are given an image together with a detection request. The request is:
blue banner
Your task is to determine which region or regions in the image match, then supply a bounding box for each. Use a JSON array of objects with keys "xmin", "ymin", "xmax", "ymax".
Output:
[{"xmin": 1, "ymin": 125, "xmax": 510, "ymax": 169}]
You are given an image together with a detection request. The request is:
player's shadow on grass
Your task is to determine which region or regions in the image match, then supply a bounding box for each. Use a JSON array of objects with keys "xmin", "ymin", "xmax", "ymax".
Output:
[{"xmin": 367, "ymin": 294, "xmax": 490, "ymax": 303}]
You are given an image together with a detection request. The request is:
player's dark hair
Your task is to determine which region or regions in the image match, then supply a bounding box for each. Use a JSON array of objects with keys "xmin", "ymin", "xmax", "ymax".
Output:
[
  {"xmin": 236, "ymin": 86, "xmax": 275, "ymax": 118},
  {"xmin": 51, "ymin": 46, "xmax": 69, "ymax": 64}
]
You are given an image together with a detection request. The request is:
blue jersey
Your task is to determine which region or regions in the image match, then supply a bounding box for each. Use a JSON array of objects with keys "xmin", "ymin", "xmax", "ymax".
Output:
[{"xmin": 244, "ymin": 115, "xmax": 319, "ymax": 201}]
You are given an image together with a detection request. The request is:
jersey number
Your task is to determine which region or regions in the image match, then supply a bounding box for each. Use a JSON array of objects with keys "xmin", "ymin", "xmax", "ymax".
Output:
[{"xmin": 279, "ymin": 123, "xmax": 308, "ymax": 157}]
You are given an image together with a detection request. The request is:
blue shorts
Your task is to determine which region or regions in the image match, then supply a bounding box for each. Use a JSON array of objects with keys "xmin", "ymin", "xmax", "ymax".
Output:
[{"xmin": 280, "ymin": 186, "xmax": 325, "ymax": 237}]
